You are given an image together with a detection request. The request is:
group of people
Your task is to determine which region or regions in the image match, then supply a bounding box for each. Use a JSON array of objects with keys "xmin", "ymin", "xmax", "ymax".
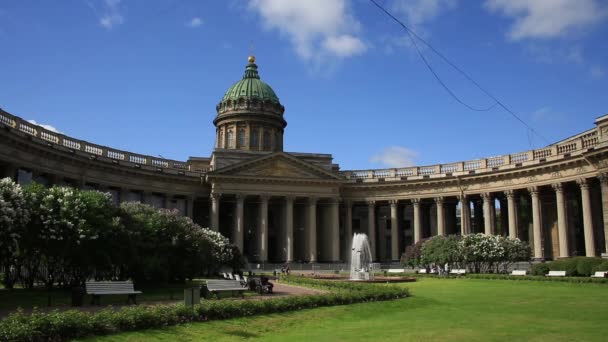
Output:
[{"xmin": 426, "ymin": 263, "xmax": 451, "ymax": 276}]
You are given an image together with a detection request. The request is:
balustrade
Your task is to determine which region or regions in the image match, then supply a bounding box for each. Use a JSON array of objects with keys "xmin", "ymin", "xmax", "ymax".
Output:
[
  {"xmin": 463, "ymin": 160, "xmax": 482, "ymax": 171},
  {"xmin": 0, "ymin": 109, "xmax": 199, "ymax": 174},
  {"xmin": 84, "ymin": 145, "xmax": 103, "ymax": 155},
  {"xmin": 40, "ymin": 131, "xmax": 59, "ymax": 144},
  {"xmin": 62, "ymin": 138, "xmax": 81, "ymax": 150},
  {"xmin": 107, "ymin": 150, "xmax": 125, "ymax": 160},
  {"xmin": 19, "ymin": 123, "xmax": 37, "ymax": 136}
]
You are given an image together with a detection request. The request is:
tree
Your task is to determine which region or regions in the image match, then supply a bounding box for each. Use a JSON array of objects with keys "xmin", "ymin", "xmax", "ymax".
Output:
[{"xmin": 420, "ymin": 235, "xmax": 461, "ymax": 267}]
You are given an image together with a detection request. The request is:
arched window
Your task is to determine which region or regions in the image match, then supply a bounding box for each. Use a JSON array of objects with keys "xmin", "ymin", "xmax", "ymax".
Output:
[
  {"xmin": 251, "ymin": 129, "xmax": 259, "ymax": 149},
  {"xmin": 238, "ymin": 128, "xmax": 246, "ymax": 148},
  {"xmin": 263, "ymin": 131, "xmax": 271, "ymax": 151},
  {"xmin": 227, "ymin": 129, "xmax": 235, "ymax": 148}
]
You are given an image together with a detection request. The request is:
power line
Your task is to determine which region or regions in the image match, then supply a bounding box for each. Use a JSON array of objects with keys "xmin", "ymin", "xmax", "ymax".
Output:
[{"xmin": 369, "ymin": 0, "xmax": 550, "ymax": 145}]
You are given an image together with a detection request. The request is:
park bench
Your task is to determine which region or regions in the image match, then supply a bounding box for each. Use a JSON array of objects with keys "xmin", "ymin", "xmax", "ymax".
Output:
[
  {"xmin": 85, "ymin": 281, "xmax": 142, "ymax": 305},
  {"xmin": 449, "ymin": 269, "xmax": 466, "ymax": 275},
  {"xmin": 204, "ymin": 279, "xmax": 245, "ymax": 298},
  {"xmin": 418, "ymin": 269, "xmax": 436, "ymax": 274},
  {"xmin": 546, "ymin": 270, "xmax": 566, "ymax": 277},
  {"xmin": 591, "ymin": 271, "xmax": 608, "ymax": 278},
  {"xmin": 511, "ymin": 270, "xmax": 527, "ymax": 276},
  {"xmin": 387, "ymin": 268, "xmax": 405, "ymax": 274}
]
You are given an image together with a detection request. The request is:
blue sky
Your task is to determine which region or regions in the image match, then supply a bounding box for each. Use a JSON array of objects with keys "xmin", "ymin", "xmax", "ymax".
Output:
[{"xmin": 1, "ymin": 0, "xmax": 607, "ymax": 170}]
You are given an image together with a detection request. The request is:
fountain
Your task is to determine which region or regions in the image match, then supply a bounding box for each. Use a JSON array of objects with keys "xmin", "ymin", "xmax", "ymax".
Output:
[{"xmin": 350, "ymin": 233, "xmax": 374, "ymax": 281}]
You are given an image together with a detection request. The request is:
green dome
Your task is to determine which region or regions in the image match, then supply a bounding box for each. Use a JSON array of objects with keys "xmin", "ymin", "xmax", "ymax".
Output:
[{"xmin": 221, "ymin": 61, "xmax": 280, "ymax": 104}]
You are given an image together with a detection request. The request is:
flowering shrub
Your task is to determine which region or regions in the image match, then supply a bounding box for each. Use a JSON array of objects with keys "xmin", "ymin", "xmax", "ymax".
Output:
[
  {"xmin": 0, "ymin": 177, "xmax": 29, "ymax": 288},
  {"xmin": 406, "ymin": 233, "xmax": 530, "ymax": 273},
  {"xmin": 0, "ymin": 178, "xmax": 238, "ymax": 288},
  {"xmin": 458, "ymin": 234, "xmax": 530, "ymax": 273}
]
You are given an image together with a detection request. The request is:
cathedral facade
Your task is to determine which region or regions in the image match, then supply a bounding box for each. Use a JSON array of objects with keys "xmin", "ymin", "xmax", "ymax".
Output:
[{"xmin": 2, "ymin": 56, "xmax": 608, "ymax": 263}]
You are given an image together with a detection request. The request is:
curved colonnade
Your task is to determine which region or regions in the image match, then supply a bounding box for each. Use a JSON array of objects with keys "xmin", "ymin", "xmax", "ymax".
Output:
[{"xmin": 2, "ymin": 108, "xmax": 608, "ymax": 263}]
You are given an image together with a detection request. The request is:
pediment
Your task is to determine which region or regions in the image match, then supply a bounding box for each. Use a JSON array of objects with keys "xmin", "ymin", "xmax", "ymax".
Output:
[{"xmin": 210, "ymin": 152, "xmax": 342, "ymax": 181}]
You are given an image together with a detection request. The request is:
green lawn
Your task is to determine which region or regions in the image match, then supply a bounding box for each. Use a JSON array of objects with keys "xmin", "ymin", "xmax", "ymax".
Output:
[{"xmin": 81, "ymin": 278, "xmax": 608, "ymax": 342}]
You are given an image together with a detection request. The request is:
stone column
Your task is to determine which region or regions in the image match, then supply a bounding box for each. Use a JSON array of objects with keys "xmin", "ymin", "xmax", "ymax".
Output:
[
  {"xmin": 529, "ymin": 187, "xmax": 543, "ymax": 259},
  {"xmin": 389, "ymin": 200, "xmax": 399, "ymax": 261},
  {"xmin": 505, "ymin": 190, "xmax": 518, "ymax": 239},
  {"xmin": 482, "ymin": 193, "xmax": 495, "ymax": 235},
  {"xmin": 578, "ymin": 179, "xmax": 596, "ymax": 257},
  {"xmin": 343, "ymin": 200, "xmax": 353, "ymax": 261},
  {"xmin": 412, "ymin": 199, "xmax": 422, "ymax": 243},
  {"xmin": 473, "ymin": 199, "xmax": 483, "ymax": 233},
  {"xmin": 435, "ymin": 197, "xmax": 445, "ymax": 236},
  {"xmin": 329, "ymin": 198, "xmax": 340, "ymax": 262},
  {"xmin": 367, "ymin": 200, "xmax": 376, "ymax": 258},
  {"xmin": 598, "ymin": 174, "xmax": 608, "ymax": 256},
  {"xmin": 234, "ymin": 194, "xmax": 245, "ymax": 252},
  {"xmin": 258, "ymin": 194, "xmax": 269, "ymax": 262},
  {"xmin": 459, "ymin": 195, "xmax": 470, "ymax": 235},
  {"xmin": 552, "ymin": 184, "xmax": 569, "ymax": 258},
  {"xmin": 210, "ymin": 193, "xmax": 220, "ymax": 232},
  {"xmin": 306, "ymin": 197, "xmax": 318, "ymax": 262},
  {"xmin": 284, "ymin": 196, "xmax": 294, "ymax": 262},
  {"xmin": 187, "ymin": 196, "xmax": 195, "ymax": 219}
]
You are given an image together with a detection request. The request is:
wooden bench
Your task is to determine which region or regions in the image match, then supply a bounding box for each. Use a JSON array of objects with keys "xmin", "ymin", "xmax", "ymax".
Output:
[
  {"xmin": 449, "ymin": 269, "xmax": 466, "ymax": 275},
  {"xmin": 387, "ymin": 268, "xmax": 405, "ymax": 274},
  {"xmin": 511, "ymin": 270, "xmax": 527, "ymax": 276},
  {"xmin": 85, "ymin": 281, "xmax": 142, "ymax": 305},
  {"xmin": 546, "ymin": 270, "xmax": 566, "ymax": 277},
  {"xmin": 591, "ymin": 271, "xmax": 608, "ymax": 278},
  {"xmin": 205, "ymin": 279, "xmax": 245, "ymax": 298}
]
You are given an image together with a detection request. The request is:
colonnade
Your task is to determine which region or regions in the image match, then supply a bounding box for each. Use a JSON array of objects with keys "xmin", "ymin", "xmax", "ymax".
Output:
[
  {"xmin": 209, "ymin": 193, "xmax": 340, "ymax": 263},
  {"xmin": 353, "ymin": 176, "xmax": 606, "ymax": 262}
]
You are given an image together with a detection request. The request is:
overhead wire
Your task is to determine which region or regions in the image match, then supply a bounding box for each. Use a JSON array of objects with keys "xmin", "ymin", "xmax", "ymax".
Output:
[{"xmin": 369, "ymin": 0, "xmax": 550, "ymax": 145}]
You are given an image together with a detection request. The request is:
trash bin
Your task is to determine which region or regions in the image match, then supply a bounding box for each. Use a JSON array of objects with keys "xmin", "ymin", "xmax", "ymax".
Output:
[
  {"xmin": 184, "ymin": 286, "xmax": 201, "ymax": 307},
  {"xmin": 71, "ymin": 286, "xmax": 85, "ymax": 307}
]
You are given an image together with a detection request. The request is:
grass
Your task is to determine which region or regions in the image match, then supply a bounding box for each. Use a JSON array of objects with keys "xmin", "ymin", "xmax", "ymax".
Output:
[{"xmin": 81, "ymin": 278, "xmax": 608, "ymax": 342}]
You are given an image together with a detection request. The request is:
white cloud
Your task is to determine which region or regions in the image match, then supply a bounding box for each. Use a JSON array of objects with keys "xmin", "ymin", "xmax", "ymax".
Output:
[
  {"xmin": 590, "ymin": 66, "xmax": 606, "ymax": 79},
  {"xmin": 525, "ymin": 44, "xmax": 585, "ymax": 65},
  {"xmin": 370, "ymin": 146, "xmax": 419, "ymax": 168},
  {"xmin": 485, "ymin": 0, "xmax": 608, "ymax": 40},
  {"xmin": 27, "ymin": 120, "xmax": 61, "ymax": 134},
  {"xmin": 322, "ymin": 34, "xmax": 367, "ymax": 57},
  {"xmin": 187, "ymin": 17, "xmax": 203, "ymax": 28},
  {"xmin": 86, "ymin": 0, "xmax": 124, "ymax": 30},
  {"xmin": 391, "ymin": 0, "xmax": 457, "ymax": 28},
  {"xmin": 248, "ymin": 0, "xmax": 366, "ymax": 60}
]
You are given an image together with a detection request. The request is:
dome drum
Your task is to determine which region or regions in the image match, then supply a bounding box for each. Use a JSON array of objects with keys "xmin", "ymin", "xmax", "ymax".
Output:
[{"xmin": 214, "ymin": 56, "xmax": 286, "ymax": 153}]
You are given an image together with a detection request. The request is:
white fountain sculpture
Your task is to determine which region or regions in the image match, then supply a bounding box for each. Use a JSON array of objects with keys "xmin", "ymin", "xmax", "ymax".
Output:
[{"xmin": 349, "ymin": 233, "xmax": 374, "ymax": 281}]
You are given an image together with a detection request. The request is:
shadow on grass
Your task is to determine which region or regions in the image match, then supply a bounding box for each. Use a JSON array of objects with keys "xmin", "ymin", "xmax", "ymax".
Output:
[{"xmin": 221, "ymin": 329, "xmax": 260, "ymax": 338}]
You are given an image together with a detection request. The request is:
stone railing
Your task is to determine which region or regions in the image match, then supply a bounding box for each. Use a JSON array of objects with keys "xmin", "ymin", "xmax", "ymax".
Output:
[
  {"xmin": 0, "ymin": 109, "xmax": 208, "ymax": 175},
  {"xmin": 342, "ymin": 129, "xmax": 600, "ymax": 183}
]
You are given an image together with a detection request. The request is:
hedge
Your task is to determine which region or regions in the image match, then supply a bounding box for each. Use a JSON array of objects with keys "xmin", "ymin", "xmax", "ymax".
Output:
[
  {"xmin": 466, "ymin": 273, "xmax": 608, "ymax": 284},
  {"xmin": 0, "ymin": 277, "xmax": 409, "ymax": 341}
]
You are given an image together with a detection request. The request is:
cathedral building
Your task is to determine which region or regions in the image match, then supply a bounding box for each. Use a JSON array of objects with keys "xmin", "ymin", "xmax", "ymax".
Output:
[{"xmin": 2, "ymin": 56, "xmax": 608, "ymax": 263}]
